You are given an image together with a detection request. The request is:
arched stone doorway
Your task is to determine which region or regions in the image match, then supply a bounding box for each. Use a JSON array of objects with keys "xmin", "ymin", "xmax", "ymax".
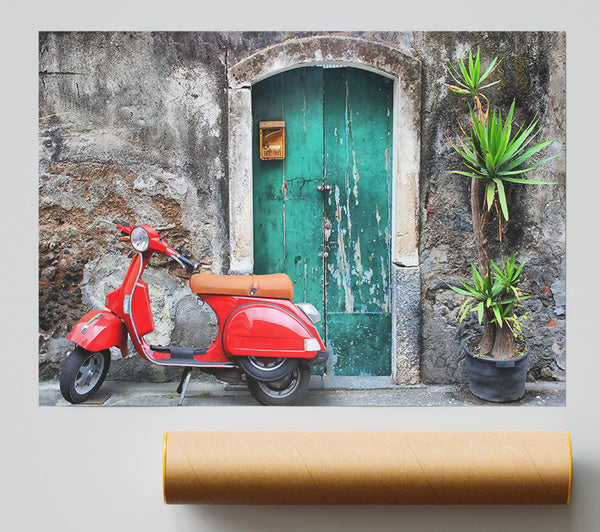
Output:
[{"xmin": 226, "ymin": 36, "xmax": 422, "ymax": 384}]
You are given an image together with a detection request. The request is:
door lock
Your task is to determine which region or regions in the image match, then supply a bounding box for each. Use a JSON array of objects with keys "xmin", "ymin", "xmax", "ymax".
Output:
[
  {"xmin": 324, "ymin": 221, "xmax": 332, "ymax": 230},
  {"xmin": 317, "ymin": 185, "xmax": 331, "ymax": 192}
]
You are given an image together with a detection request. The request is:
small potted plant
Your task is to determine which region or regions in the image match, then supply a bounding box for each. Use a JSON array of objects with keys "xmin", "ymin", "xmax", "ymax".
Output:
[{"xmin": 444, "ymin": 50, "xmax": 560, "ymax": 402}]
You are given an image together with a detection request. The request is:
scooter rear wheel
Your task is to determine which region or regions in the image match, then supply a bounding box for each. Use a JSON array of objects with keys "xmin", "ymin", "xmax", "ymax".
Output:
[
  {"xmin": 246, "ymin": 364, "xmax": 311, "ymax": 406},
  {"xmin": 238, "ymin": 356, "xmax": 298, "ymax": 382},
  {"xmin": 60, "ymin": 347, "xmax": 111, "ymax": 404}
]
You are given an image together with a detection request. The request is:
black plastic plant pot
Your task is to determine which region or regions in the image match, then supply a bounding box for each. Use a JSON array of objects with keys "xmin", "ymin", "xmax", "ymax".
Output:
[{"xmin": 463, "ymin": 334, "xmax": 529, "ymax": 403}]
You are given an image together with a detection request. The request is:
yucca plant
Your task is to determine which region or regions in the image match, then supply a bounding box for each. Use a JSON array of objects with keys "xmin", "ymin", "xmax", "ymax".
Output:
[
  {"xmin": 451, "ymin": 101, "xmax": 558, "ymax": 234},
  {"xmin": 445, "ymin": 50, "xmax": 501, "ymax": 97},
  {"xmin": 445, "ymin": 49, "xmax": 559, "ymax": 359},
  {"xmin": 444, "ymin": 49, "xmax": 500, "ymax": 120},
  {"xmin": 451, "ymin": 254, "xmax": 527, "ymax": 358}
]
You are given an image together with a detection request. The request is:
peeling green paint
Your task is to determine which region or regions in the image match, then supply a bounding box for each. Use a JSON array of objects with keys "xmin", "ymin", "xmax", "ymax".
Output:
[{"xmin": 253, "ymin": 67, "xmax": 392, "ymax": 376}]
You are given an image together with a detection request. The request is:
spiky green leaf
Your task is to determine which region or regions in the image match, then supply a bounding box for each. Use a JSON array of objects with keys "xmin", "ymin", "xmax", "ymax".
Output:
[
  {"xmin": 479, "ymin": 56, "xmax": 500, "ymax": 83},
  {"xmin": 450, "ymin": 285, "xmax": 477, "ymax": 297},
  {"xmin": 492, "ymin": 305, "xmax": 503, "ymax": 325},
  {"xmin": 501, "ymin": 138, "xmax": 556, "ymax": 173},
  {"xmin": 493, "ymin": 178, "xmax": 509, "ymax": 221},
  {"xmin": 486, "ymin": 182, "xmax": 495, "ymax": 211}
]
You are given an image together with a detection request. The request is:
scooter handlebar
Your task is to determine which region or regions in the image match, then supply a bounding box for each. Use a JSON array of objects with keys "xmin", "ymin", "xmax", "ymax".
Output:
[
  {"xmin": 109, "ymin": 220, "xmax": 207, "ymax": 270},
  {"xmin": 175, "ymin": 253, "xmax": 199, "ymax": 271}
]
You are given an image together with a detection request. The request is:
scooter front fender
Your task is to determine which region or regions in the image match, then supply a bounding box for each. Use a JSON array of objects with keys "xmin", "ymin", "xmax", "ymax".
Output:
[{"xmin": 68, "ymin": 309, "xmax": 129, "ymax": 357}]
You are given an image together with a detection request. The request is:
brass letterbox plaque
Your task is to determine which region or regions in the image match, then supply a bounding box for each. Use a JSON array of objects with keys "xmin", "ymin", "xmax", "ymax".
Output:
[{"xmin": 259, "ymin": 121, "xmax": 285, "ymax": 160}]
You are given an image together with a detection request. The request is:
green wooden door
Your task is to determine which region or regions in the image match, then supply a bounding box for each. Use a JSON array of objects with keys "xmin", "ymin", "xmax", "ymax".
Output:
[{"xmin": 252, "ymin": 67, "xmax": 393, "ymax": 376}]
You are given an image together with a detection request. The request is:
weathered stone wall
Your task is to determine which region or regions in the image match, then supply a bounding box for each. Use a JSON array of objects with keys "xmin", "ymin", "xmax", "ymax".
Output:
[
  {"xmin": 39, "ymin": 32, "xmax": 228, "ymax": 380},
  {"xmin": 39, "ymin": 31, "xmax": 565, "ymax": 384}
]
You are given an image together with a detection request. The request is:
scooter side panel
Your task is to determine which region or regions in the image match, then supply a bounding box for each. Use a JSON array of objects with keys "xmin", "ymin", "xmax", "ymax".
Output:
[
  {"xmin": 130, "ymin": 280, "xmax": 154, "ymax": 337},
  {"xmin": 222, "ymin": 303, "xmax": 317, "ymax": 359},
  {"xmin": 68, "ymin": 309, "xmax": 128, "ymax": 357}
]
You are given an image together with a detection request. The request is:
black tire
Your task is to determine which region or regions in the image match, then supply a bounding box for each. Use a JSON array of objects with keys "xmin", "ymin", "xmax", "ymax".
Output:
[
  {"xmin": 247, "ymin": 363, "xmax": 311, "ymax": 406},
  {"xmin": 238, "ymin": 356, "xmax": 298, "ymax": 382},
  {"xmin": 59, "ymin": 347, "xmax": 111, "ymax": 404}
]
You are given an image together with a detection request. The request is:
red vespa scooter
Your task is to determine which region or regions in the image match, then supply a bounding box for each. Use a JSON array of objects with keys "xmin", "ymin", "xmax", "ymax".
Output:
[{"xmin": 59, "ymin": 220, "xmax": 329, "ymax": 406}]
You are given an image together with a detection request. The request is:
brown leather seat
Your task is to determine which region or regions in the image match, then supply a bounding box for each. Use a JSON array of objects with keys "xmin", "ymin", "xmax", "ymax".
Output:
[{"xmin": 189, "ymin": 273, "xmax": 294, "ymax": 299}]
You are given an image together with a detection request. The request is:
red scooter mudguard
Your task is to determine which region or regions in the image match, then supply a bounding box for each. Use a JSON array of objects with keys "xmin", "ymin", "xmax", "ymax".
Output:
[
  {"xmin": 222, "ymin": 303, "xmax": 323, "ymax": 359},
  {"xmin": 68, "ymin": 309, "xmax": 129, "ymax": 357}
]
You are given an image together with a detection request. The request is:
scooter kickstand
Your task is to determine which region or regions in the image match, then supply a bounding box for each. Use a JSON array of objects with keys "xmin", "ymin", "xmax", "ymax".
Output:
[{"xmin": 177, "ymin": 368, "xmax": 193, "ymax": 406}]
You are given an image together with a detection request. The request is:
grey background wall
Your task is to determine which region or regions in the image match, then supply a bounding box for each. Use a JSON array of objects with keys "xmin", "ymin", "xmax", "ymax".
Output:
[
  {"xmin": 4, "ymin": 1, "xmax": 599, "ymax": 531},
  {"xmin": 38, "ymin": 31, "xmax": 565, "ymax": 386}
]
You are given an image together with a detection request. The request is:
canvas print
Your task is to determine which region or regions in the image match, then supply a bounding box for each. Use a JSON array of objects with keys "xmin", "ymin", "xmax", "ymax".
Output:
[{"xmin": 38, "ymin": 31, "xmax": 566, "ymax": 406}]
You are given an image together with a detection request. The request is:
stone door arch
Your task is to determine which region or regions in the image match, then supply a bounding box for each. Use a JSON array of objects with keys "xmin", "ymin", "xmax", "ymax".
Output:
[{"xmin": 226, "ymin": 36, "xmax": 422, "ymax": 384}]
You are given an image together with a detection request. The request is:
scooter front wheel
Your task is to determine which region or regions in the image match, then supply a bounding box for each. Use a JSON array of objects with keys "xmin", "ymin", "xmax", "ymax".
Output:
[
  {"xmin": 60, "ymin": 347, "xmax": 111, "ymax": 404},
  {"xmin": 247, "ymin": 364, "xmax": 310, "ymax": 406}
]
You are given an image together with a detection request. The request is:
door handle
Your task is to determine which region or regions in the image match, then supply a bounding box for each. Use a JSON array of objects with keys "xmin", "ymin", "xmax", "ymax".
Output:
[
  {"xmin": 318, "ymin": 252, "xmax": 329, "ymax": 259},
  {"xmin": 317, "ymin": 185, "xmax": 331, "ymax": 192}
]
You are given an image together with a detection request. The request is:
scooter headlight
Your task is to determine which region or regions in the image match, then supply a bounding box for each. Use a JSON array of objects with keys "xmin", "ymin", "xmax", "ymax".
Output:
[{"xmin": 131, "ymin": 226, "xmax": 150, "ymax": 252}]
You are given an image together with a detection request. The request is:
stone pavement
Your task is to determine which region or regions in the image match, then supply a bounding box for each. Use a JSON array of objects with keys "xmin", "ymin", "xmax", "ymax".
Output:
[{"xmin": 39, "ymin": 377, "xmax": 565, "ymax": 407}]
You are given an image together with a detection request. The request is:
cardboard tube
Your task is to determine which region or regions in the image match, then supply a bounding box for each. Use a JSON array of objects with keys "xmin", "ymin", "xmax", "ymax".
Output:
[{"xmin": 163, "ymin": 431, "xmax": 572, "ymax": 505}]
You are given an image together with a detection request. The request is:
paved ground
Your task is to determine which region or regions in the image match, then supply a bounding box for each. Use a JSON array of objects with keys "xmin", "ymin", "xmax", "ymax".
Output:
[{"xmin": 39, "ymin": 376, "xmax": 565, "ymax": 407}]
